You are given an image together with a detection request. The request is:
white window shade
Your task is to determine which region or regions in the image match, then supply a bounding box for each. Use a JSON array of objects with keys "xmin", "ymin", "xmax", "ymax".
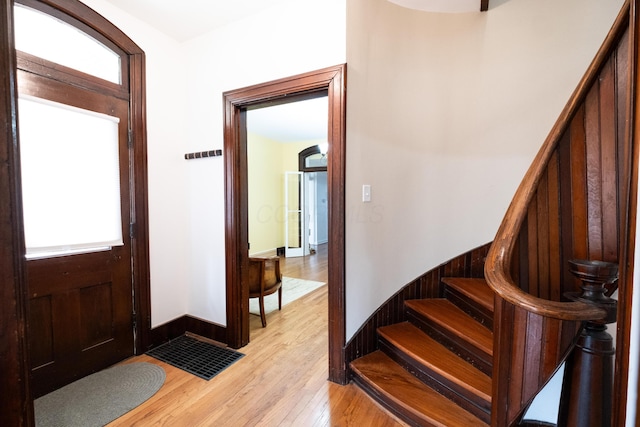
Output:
[{"xmin": 18, "ymin": 95, "xmax": 124, "ymax": 258}]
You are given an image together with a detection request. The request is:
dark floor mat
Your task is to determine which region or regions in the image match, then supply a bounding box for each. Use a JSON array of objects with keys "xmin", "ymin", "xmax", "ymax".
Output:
[{"xmin": 146, "ymin": 335, "xmax": 244, "ymax": 380}]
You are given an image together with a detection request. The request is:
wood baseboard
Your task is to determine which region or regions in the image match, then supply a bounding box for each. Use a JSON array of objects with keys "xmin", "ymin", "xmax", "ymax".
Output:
[
  {"xmin": 147, "ymin": 315, "xmax": 227, "ymax": 351},
  {"xmin": 185, "ymin": 316, "xmax": 227, "ymax": 344}
]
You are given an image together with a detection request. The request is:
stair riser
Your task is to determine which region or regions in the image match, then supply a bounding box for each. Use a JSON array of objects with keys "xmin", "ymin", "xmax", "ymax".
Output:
[
  {"xmin": 443, "ymin": 287, "xmax": 493, "ymax": 329},
  {"xmin": 379, "ymin": 338, "xmax": 491, "ymax": 424},
  {"xmin": 350, "ymin": 375, "xmax": 443, "ymax": 427},
  {"xmin": 406, "ymin": 309, "xmax": 492, "ymax": 376}
]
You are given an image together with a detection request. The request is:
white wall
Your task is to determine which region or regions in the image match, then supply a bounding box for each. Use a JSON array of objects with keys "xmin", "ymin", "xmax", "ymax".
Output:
[
  {"xmin": 181, "ymin": 0, "xmax": 346, "ymax": 324},
  {"xmin": 624, "ymin": 184, "xmax": 640, "ymax": 426},
  {"xmin": 80, "ymin": 0, "xmax": 346, "ymax": 327},
  {"xmin": 79, "ymin": 0, "xmax": 190, "ymax": 327},
  {"xmin": 345, "ymin": 0, "xmax": 625, "ymax": 339},
  {"xmin": 81, "ymin": 0, "xmax": 625, "ymax": 352}
]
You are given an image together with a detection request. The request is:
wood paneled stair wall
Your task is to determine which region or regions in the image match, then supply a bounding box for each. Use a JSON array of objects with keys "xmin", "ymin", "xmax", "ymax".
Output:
[{"xmin": 349, "ymin": 2, "xmax": 637, "ymax": 426}]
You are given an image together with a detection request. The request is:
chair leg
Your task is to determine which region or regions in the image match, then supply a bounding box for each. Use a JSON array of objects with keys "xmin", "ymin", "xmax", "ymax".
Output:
[
  {"xmin": 278, "ymin": 287, "xmax": 282, "ymax": 310},
  {"xmin": 259, "ymin": 296, "xmax": 266, "ymax": 327}
]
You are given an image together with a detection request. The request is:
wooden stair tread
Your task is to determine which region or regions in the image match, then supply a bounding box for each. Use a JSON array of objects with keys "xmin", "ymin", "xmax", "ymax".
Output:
[
  {"xmin": 405, "ymin": 299, "xmax": 493, "ymax": 356},
  {"xmin": 378, "ymin": 322, "xmax": 492, "ymax": 402},
  {"xmin": 441, "ymin": 277, "xmax": 494, "ymax": 312},
  {"xmin": 351, "ymin": 351, "xmax": 489, "ymax": 427}
]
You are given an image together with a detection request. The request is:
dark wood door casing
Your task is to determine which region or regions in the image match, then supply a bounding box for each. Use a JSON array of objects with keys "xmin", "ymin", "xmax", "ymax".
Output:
[
  {"xmin": 0, "ymin": 1, "xmax": 33, "ymax": 425},
  {"xmin": 223, "ymin": 64, "xmax": 347, "ymax": 383}
]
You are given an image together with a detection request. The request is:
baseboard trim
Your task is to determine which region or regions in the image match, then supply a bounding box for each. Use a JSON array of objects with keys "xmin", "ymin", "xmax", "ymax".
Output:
[
  {"xmin": 185, "ymin": 316, "xmax": 227, "ymax": 344},
  {"xmin": 249, "ymin": 248, "xmax": 278, "ymax": 257},
  {"xmin": 147, "ymin": 315, "xmax": 227, "ymax": 350}
]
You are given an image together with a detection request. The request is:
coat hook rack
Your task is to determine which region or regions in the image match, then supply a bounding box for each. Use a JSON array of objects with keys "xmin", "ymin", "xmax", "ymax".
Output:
[{"xmin": 184, "ymin": 149, "xmax": 223, "ymax": 160}]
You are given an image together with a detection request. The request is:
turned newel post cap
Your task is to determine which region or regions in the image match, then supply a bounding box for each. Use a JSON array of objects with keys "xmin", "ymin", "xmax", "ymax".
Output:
[
  {"xmin": 567, "ymin": 259, "xmax": 618, "ymax": 323},
  {"xmin": 568, "ymin": 259, "xmax": 619, "ymax": 285}
]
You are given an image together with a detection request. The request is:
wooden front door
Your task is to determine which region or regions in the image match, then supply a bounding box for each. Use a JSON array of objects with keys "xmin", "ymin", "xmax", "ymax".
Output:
[{"xmin": 18, "ymin": 70, "xmax": 135, "ymax": 398}]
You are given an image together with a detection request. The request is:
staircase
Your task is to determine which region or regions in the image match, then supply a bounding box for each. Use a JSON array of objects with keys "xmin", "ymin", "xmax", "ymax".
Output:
[
  {"xmin": 348, "ymin": 2, "xmax": 634, "ymax": 425},
  {"xmin": 350, "ymin": 277, "xmax": 494, "ymax": 426}
]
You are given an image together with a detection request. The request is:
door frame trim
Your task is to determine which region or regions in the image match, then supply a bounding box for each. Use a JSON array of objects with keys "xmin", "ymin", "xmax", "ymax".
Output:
[
  {"xmin": 1, "ymin": 1, "xmax": 32, "ymax": 424},
  {"xmin": 223, "ymin": 64, "xmax": 348, "ymax": 383}
]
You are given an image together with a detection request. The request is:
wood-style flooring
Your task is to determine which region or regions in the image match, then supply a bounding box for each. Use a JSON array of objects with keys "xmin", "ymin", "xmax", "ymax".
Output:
[
  {"xmin": 260, "ymin": 243, "xmax": 329, "ymax": 283},
  {"xmin": 109, "ymin": 244, "xmax": 406, "ymax": 426}
]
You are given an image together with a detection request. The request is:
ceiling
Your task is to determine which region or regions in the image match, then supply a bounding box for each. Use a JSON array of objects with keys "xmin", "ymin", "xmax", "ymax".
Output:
[
  {"xmin": 101, "ymin": 0, "xmax": 490, "ymax": 142},
  {"xmin": 103, "ymin": 0, "xmax": 291, "ymax": 43},
  {"xmin": 103, "ymin": 1, "xmax": 330, "ymax": 143},
  {"xmin": 247, "ymin": 97, "xmax": 328, "ymax": 143},
  {"xmin": 103, "ymin": 0, "xmax": 493, "ymax": 44}
]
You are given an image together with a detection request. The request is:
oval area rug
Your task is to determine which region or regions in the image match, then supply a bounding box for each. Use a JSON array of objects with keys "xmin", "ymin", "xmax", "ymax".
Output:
[{"xmin": 35, "ymin": 362, "xmax": 165, "ymax": 427}]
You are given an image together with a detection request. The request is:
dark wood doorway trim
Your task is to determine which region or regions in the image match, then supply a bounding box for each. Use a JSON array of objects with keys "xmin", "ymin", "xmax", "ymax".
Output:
[
  {"xmin": 0, "ymin": 2, "xmax": 32, "ymax": 424},
  {"xmin": 223, "ymin": 64, "xmax": 347, "ymax": 383},
  {"xmin": 1, "ymin": 0, "xmax": 151, "ymax": 423},
  {"xmin": 299, "ymin": 145, "xmax": 328, "ymax": 172}
]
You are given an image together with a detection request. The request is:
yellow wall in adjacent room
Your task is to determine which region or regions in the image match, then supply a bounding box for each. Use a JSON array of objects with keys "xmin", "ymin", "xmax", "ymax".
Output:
[
  {"xmin": 247, "ymin": 133, "xmax": 322, "ymax": 255},
  {"xmin": 248, "ymin": 133, "xmax": 283, "ymax": 255}
]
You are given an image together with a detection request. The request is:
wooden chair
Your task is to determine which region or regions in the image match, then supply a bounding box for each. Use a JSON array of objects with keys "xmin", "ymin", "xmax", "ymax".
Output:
[{"xmin": 248, "ymin": 256, "xmax": 283, "ymax": 327}]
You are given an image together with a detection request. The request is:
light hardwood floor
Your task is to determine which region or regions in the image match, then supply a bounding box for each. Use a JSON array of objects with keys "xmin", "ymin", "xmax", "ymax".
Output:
[
  {"xmin": 260, "ymin": 243, "xmax": 329, "ymax": 283},
  {"xmin": 109, "ymin": 245, "xmax": 406, "ymax": 426}
]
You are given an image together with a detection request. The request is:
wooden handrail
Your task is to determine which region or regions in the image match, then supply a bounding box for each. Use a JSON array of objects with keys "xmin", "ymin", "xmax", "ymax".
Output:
[
  {"xmin": 484, "ymin": 1, "xmax": 630, "ymax": 322},
  {"xmin": 486, "ymin": 247, "xmax": 605, "ymax": 321}
]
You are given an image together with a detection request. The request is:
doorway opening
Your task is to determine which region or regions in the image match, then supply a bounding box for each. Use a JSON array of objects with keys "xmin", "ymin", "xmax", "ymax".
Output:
[
  {"xmin": 246, "ymin": 97, "xmax": 329, "ymax": 330},
  {"xmin": 223, "ymin": 64, "xmax": 348, "ymax": 383}
]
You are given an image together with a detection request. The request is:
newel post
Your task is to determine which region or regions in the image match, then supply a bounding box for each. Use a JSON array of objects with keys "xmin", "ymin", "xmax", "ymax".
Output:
[{"xmin": 558, "ymin": 260, "xmax": 618, "ymax": 427}]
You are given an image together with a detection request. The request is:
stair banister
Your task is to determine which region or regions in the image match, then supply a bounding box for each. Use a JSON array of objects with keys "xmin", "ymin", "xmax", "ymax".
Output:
[
  {"xmin": 485, "ymin": 2, "xmax": 631, "ymax": 425},
  {"xmin": 485, "ymin": 0, "xmax": 630, "ymax": 321}
]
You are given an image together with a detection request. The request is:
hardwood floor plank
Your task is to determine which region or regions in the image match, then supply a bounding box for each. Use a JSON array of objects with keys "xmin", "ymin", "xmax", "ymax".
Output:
[
  {"xmin": 261, "ymin": 243, "xmax": 328, "ymax": 283},
  {"xmin": 109, "ymin": 265, "xmax": 404, "ymax": 426}
]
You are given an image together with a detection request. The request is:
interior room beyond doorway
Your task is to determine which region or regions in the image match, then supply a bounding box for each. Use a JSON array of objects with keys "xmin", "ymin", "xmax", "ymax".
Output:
[
  {"xmin": 246, "ymin": 96, "xmax": 329, "ymax": 332},
  {"xmin": 246, "ymin": 96, "xmax": 329, "ymax": 261}
]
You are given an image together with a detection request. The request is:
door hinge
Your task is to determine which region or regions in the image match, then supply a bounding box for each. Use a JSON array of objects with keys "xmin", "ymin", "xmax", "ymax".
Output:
[
  {"xmin": 131, "ymin": 311, "xmax": 137, "ymax": 328},
  {"xmin": 130, "ymin": 222, "xmax": 135, "ymax": 239},
  {"xmin": 128, "ymin": 129, "xmax": 133, "ymax": 147}
]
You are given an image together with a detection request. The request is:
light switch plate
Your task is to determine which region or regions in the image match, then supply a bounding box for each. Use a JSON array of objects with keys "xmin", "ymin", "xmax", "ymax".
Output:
[{"xmin": 362, "ymin": 184, "xmax": 371, "ymax": 202}]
